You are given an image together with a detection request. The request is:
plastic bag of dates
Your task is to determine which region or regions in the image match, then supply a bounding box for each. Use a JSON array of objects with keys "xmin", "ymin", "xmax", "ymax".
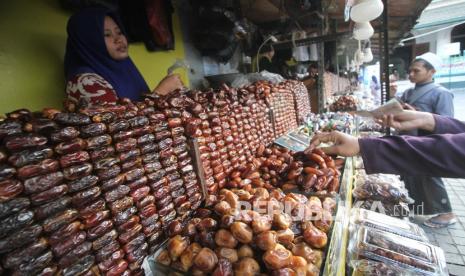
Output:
[{"xmin": 353, "ymin": 174, "xmax": 413, "ymax": 204}]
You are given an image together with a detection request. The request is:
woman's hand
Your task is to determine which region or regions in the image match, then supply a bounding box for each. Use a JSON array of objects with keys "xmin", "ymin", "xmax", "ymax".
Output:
[
  {"xmin": 379, "ymin": 110, "xmax": 435, "ymax": 132},
  {"xmin": 153, "ymin": 74, "xmax": 184, "ymax": 96},
  {"xmin": 308, "ymin": 131, "xmax": 360, "ymax": 157}
]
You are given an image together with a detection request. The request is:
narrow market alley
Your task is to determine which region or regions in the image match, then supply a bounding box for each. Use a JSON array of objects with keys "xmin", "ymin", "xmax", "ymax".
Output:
[{"xmin": 421, "ymin": 178, "xmax": 465, "ymax": 276}]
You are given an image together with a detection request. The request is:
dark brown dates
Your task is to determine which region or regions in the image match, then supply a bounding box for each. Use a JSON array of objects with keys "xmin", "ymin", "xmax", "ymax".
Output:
[
  {"xmin": 105, "ymin": 185, "xmax": 130, "ymax": 203},
  {"xmin": 0, "ymin": 224, "xmax": 43, "ymax": 254},
  {"xmin": 50, "ymin": 127, "xmax": 80, "ymax": 143},
  {"xmin": 55, "ymin": 138, "xmax": 87, "ymax": 155},
  {"xmin": 4, "ymin": 133, "xmax": 48, "ymax": 151},
  {"xmin": 8, "ymin": 145, "xmax": 51, "ymax": 169},
  {"xmin": 0, "ymin": 197, "xmax": 30, "ymax": 219},
  {"xmin": 0, "ymin": 210, "xmax": 34, "ymax": 238},
  {"xmin": 54, "ymin": 112, "xmax": 91, "ymax": 126},
  {"xmin": 3, "ymin": 237, "xmax": 48, "ymax": 269},
  {"xmin": 34, "ymin": 196, "xmax": 71, "ymax": 220},
  {"xmin": 68, "ymin": 175, "xmax": 99, "ymax": 193},
  {"xmin": 59, "ymin": 151, "xmax": 90, "ymax": 168},
  {"xmin": 58, "ymin": 241, "xmax": 92, "ymax": 268},
  {"xmin": 43, "ymin": 209, "xmax": 79, "ymax": 233},
  {"xmin": 87, "ymin": 220, "xmax": 113, "ymax": 240},
  {"xmin": 16, "ymin": 158, "xmax": 58, "ymax": 180},
  {"xmin": 23, "ymin": 171, "xmax": 64, "ymax": 194},
  {"xmin": 30, "ymin": 184, "xmax": 68, "ymax": 206},
  {"xmin": 72, "ymin": 186, "xmax": 101, "ymax": 208},
  {"xmin": 80, "ymin": 123, "xmax": 107, "ymax": 138}
]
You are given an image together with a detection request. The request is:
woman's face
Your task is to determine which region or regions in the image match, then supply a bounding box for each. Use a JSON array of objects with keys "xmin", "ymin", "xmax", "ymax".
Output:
[{"xmin": 104, "ymin": 16, "xmax": 128, "ymax": 60}]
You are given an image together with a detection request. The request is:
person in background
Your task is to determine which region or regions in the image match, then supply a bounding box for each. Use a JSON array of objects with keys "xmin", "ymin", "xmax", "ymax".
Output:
[
  {"xmin": 370, "ymin": 75, "xmax": 381, "ymax": 105},
  {"xmin": 64, "ymin": 6, "xmax": 183, "ymax": 106},
  {"xmin": 308, "ymin": 110, "xmax": 465, "ymax": 178},
  {"xmin": 302, "ymin": 63, "xmax": 319, "ymax": 88},
  {"xmin": 253, "ymin": 44, "xmax": 279, "ymax": 73},
  {"xmin": 389, "ymin": 70, "xmax": 398, "ymax": 98},
  {"xmin": 398, "ymin": 52, "xmax": 455, "ymax": 228}
]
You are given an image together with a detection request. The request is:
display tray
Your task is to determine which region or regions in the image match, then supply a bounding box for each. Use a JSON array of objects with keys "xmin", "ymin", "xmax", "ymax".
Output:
[
  {"xmin": 146, "ymin": 194, "xmax": 338, "ymax": 276},
  {"xmin": 147, "ymin": 224, "xmax": 335, "ymax": 276}
]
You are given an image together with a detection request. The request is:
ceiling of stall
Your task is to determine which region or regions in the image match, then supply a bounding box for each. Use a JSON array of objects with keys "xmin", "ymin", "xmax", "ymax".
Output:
[{"xmin": 238, "ymin": 0, "xmax": 432, "ymax": 61}]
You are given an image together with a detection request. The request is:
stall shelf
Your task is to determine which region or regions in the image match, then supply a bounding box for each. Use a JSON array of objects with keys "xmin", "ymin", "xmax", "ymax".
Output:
[{"xmin": 323, "ymin": 157, "xmax": 354, "ymax": 276}]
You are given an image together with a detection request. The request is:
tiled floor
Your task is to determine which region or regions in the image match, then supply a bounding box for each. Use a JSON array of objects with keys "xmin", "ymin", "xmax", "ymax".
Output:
[{"xmin": 419, "ymin": 178, "xmax": 465, "ymax": 276}]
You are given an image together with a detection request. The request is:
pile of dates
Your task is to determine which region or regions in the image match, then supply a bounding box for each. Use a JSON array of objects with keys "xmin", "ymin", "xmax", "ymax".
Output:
[
  {"xmin": 282, "ymin": 148, "xmax": 341, "ymax": 194},
  {"xmin": 285, "ymin": 80, "xmax": 311, "ymax": 124},
  {"xmin": 0, "ymin": 98, "xmax": 203, "ymax": 275},
  {"xmin": 157, "ymin": 187, "xmax": 336, "ymax": 275},
  {"xmin": 224, "ymin": 145, "xmax": 343, "ymax": 195},
  {"xmin": 329, "ymin": 95, "xmax": 357, "ymax": 112}
]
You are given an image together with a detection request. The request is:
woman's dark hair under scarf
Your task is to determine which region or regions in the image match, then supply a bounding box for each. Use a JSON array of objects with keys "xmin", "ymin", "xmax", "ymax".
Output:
[{"xmin": 64, "ymin": 6, "xmax": 149, "ymax": 101}]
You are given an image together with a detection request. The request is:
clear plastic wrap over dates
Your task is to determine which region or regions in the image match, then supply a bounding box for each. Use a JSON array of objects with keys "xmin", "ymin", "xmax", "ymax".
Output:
[
  {"xmin": 349, "ymin": 226, "xmax": 447, "ymax": 275},
  {"xmin": 350, "ymin": 208, "xmax": 428, "ymax": 241}
]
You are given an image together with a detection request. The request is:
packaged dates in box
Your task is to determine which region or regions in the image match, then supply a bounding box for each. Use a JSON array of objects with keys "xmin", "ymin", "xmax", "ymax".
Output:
[{"xmin": 349, "ymin": 226, "xmax": 448, "ymax": 275}]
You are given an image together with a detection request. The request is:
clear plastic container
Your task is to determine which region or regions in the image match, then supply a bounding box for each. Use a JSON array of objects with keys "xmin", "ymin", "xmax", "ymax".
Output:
[
  {"xmin": 351, "ymin": 259, "xmax": 412, "ymax": 276},
  {"xmin": 350, "ymin": 208, "xmax": 428, "ymax": 241},
  {"xmin": 354, "ymin": 199, "xmax": 410, "ymax": 218},
  {"xmin": 349, "ymin": 226, "xmax": 448, "ymax": 275}
]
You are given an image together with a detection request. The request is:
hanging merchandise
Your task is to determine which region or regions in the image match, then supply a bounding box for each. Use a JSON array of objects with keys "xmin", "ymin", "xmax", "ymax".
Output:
[
  {"xmin": 354, "ymin": 49, "xmax": 365, "ymax": 66},
  {"xmin": 119, "ymin": 0, "xmax": 175, "ymax": 51},
  {"xmin": 192, "ymin": 5, "xmax": 247, "ymax": 63},
  {"xmin": 353, "ymin": 22, "xmax": 374, "ymax": 40},
  {"xmin": 308, "ymin": 33, "xmax": 319, "ymax": 61},
  {"xmin": 363, "ymin": 47, "xmax": 373, "ymax": 63},
  {"xmin": 350, "ymin": 0, "xmax": 384, "ymax": 23},
  {"xmin": 292, "ymin": 31, "xmax": 310, "ymax": 62}
]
